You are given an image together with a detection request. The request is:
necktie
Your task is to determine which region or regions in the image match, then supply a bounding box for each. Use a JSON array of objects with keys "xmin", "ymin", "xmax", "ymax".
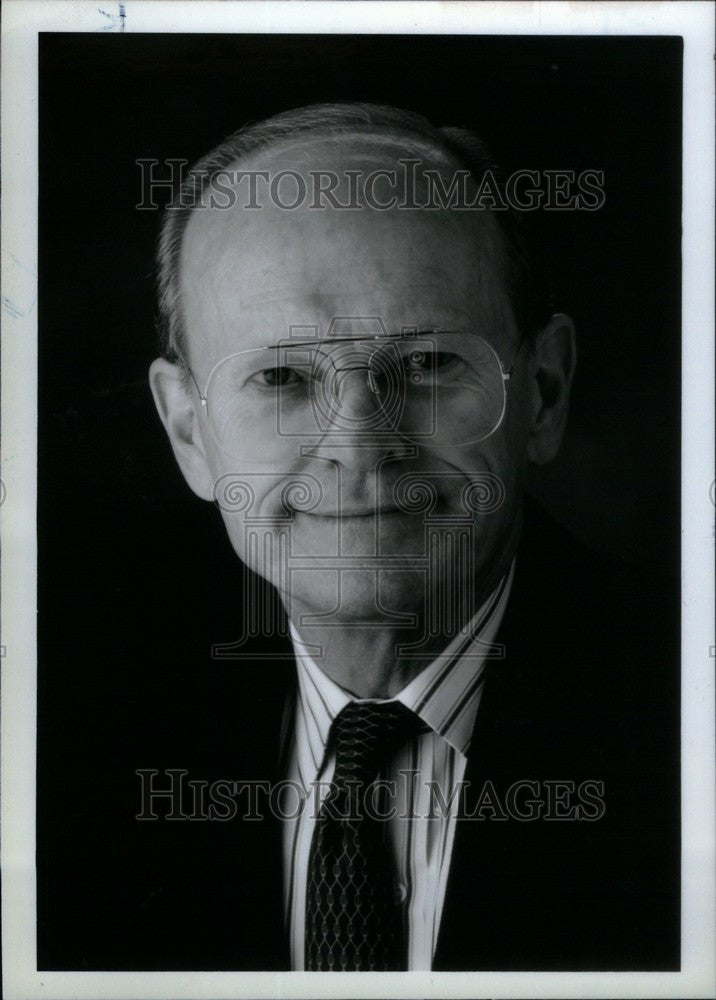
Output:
[{"xmin": 305, "ymin": 700, "xmax": 427, "ymax": 971}]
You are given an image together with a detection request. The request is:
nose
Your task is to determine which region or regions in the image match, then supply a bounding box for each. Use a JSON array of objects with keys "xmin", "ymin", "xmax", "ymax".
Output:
[
  {"xmin": 306, "ymin": 432, "xmax": 413, "ymax": 471},
  {"xmin": 305, "ymin": 365, "xmax": 413, "ymax": 470},
  {"xmin": 330, "ymin": 364, "xmax": 382, "ymax": 422}
]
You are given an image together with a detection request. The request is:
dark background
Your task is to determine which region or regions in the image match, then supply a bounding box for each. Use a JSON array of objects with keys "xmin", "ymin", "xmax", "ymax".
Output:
[
  {"xmin": 37, "ymin": 33, "xmax": 682, "ymax": 968},
  {"xmin": 39, "ymin": 33, "xmax": 682, "ymax": 565}
]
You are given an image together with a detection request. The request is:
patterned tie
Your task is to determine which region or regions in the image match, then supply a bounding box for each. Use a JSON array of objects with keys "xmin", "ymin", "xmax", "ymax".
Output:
[{"xmin": 305, "ymin": 700, "xmax": 428, "ymax": 971}]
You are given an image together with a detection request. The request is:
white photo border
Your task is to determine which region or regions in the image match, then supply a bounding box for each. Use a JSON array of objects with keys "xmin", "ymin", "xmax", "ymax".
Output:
[{"xmin": 2, "ymin": 2, "xmax": 714, "ymax": 997}]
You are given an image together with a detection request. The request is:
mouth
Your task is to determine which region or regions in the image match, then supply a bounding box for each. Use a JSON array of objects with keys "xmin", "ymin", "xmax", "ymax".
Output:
[{"xmin": 295, "ymin": 507, "xmax": 405, "ymax": 518}]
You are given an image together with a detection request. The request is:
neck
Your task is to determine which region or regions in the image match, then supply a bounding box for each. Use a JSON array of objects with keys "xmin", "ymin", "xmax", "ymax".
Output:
[{"xmin": 291, "ymin": 624, "xmax": 453, "ymax": 698}]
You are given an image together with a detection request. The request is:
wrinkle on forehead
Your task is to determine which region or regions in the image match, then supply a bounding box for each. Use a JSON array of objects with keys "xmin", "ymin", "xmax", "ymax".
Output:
[{"xmin": 179, "ymin": 134, "xmax": 516, "ymax": 371}]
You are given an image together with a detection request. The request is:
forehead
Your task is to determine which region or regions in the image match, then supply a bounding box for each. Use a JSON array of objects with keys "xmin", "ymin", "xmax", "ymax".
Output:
[{"xmin": 180, "ymin": 133, "xmax": 512, "ymax": 366}]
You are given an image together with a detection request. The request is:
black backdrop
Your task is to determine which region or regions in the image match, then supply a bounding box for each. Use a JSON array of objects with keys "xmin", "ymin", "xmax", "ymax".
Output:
[
  {"xmin": 39, "ymin": 32, "xmax": 682, "ymax": 564},
  {"xmin": 37, "ymin": 33, "xmax": 682, "ymax": 968}
]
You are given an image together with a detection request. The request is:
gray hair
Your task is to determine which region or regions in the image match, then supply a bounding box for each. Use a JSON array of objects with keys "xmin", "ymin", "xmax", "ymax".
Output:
[{"xmin": 155, "ymin": 102, "xmax": 551, "ymax": 364}]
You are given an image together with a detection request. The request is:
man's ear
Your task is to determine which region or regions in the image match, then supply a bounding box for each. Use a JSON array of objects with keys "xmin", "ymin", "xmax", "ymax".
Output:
[
  {"xmin": 525, "ymin": 313, "xmax": 577, "ymax": 465},
  {"xmin": 149, "ymin": 358, "xmax": 216, "ymax": 501}
]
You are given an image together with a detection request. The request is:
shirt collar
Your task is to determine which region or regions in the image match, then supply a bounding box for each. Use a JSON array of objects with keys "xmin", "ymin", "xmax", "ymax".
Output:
[{"xmin": 290, "ymin": 560, "xmax": 514, "ymax": 791}]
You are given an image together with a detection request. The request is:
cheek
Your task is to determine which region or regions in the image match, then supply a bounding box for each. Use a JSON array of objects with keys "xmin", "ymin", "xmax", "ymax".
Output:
[
  {"xmin": 420, "ymin": 435, "xmax": 522, "ymax": 570},
  {"xmin": 422, "ymin": 430, "xmax": 523, "ymax": 512},
  {"xmin": 206, "ymin": 454, "xmax": 299, "ymax": 516},
  {"xmin": 210, "ymin": 467, "xmax": 295, "ymax": 577},
  {"xmin": 217, "ymin": 509, "xmax": 290, "ymax": 591},
  {"xmin": 502, "ymin": 373, "xmax": 533, "ymax": 455},
  {"xmin": 475, "ymin": 396, "xmax": 529, "ymax": 498}
]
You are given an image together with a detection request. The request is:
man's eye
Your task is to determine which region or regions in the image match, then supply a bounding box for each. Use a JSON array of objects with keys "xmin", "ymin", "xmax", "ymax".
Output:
[
  {"xmin": 405, "ymin": 350, "xmax": 460, "ymax": 372},
  {"xmin": 254, "ymin": 367, "xmax": 305, "ymax": 387}
]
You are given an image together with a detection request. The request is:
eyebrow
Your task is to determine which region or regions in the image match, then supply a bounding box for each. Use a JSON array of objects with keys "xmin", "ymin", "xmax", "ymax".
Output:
[{"xmin": 264, "ymin": 328, "xmax": 456, "ymax": 349}]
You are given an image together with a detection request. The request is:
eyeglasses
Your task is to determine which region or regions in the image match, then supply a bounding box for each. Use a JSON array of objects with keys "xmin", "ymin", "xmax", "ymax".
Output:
[{"xmin": 184, "ymin": 328, "xmax": 521, "ymax": 464}]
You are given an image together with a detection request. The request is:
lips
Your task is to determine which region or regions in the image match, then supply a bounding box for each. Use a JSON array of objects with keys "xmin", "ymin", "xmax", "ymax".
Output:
[{"xmin": 298, "ymin": 507, "xmax": 404, "ymax": 518}]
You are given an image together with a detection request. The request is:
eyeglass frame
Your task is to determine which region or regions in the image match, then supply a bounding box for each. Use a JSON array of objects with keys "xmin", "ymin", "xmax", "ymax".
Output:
[{"xmin": 179, "ymin": 328, "xmax": 529, "ymax": 445}]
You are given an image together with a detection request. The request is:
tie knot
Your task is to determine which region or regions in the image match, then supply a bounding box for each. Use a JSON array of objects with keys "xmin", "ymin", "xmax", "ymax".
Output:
[{"xmin": 331, "ymin": 700, "xmax": 428, "ymax": 787}]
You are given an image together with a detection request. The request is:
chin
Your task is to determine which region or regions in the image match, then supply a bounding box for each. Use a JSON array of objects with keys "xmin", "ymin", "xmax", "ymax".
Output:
[{"xmin": 280, "ymin": 566, "xmax": 428, "ymax": 626}]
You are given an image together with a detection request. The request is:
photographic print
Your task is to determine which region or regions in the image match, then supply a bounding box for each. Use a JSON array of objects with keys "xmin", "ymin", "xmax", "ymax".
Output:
[{"xmin": 2, "ymin": 3, "xmax": 714, "ymax": 998}]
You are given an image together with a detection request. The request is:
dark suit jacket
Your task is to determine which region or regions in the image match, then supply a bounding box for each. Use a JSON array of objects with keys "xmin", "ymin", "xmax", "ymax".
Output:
[{"xmin": 37, "ymin": 499, "xmax": 679, "ymax": 971}]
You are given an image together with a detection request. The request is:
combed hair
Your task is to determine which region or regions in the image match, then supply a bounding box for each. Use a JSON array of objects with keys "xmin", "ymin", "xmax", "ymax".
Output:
[{"xmin": 155, "ymin": 102, "xmax": 552, "ymax": 364}]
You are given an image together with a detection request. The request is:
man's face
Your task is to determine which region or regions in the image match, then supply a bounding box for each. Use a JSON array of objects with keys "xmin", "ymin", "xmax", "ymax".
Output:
[{"xmin": 178, "ymin": 136, "xmax": 531, "ymax": 624}]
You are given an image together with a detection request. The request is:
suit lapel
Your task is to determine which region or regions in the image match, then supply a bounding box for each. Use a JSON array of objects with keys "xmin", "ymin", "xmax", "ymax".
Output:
[
  {"xmin": 431, "ymin": 513, "xmax": 556, "ymax": 969},
  {"xmin": 232, "ymin": 657, "xmax": 296, "ymax": 969}
]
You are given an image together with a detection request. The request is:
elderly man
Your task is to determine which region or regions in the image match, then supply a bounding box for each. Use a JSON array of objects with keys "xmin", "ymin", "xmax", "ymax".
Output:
[{"xmin": 143, "ymin": 104, "xmax": 677, "ymax": 972}]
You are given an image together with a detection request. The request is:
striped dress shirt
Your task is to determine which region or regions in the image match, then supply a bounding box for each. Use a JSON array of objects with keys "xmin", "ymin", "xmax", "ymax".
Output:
[{"xmin": 282, "ymin": 562, "xmax": 514, "ymax": 970}]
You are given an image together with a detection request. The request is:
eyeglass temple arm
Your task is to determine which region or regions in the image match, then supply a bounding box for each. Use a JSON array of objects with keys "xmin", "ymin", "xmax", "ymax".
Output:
[
  {"xmin": 502, "ymin": 332, "xmax": 535, "ymax": 383},
  {"xmin": 175, "ymin": 327, "xmax": 526, "ymax": 401},
  {"xmin": 175, "ymin": 357, "xmax": 208, "ymax": 406}
]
